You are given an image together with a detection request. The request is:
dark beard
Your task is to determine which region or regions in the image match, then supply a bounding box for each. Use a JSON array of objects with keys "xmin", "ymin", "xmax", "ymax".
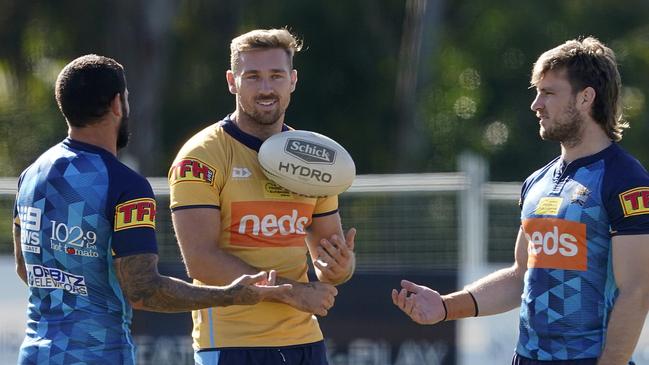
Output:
[
  {"xmin": 240, "ymin": 94, "xmax": 285, "ymax": 126},
  {"xmin": 540, "ymin": 102, "xmax": 582, "ymax": 147},
  {"xmin": 117, "ymin": 99, "xmax": 130, "ymax": 150},
  {"xmin": 242, "ymin": 107, "xmax": 282, "ymax": 126}
]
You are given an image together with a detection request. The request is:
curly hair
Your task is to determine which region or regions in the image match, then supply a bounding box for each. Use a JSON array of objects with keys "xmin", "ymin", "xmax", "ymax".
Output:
[
  {"xmin": 55, "ymin": 54, "xmax": 126, "ymax": 127},
  {"xmin": 531, "ymin": 37, "xmax": 627, "ymax": 141}
]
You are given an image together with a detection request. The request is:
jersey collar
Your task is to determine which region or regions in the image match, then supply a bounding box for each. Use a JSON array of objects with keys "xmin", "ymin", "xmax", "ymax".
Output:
[
  {"xmin": 558, "ymin": 142, "xmax": 620, "ymax": 174},
  {"xmin": 220, "ymin": 114, "xmax": 290, "ymax": 151},
  {"xmin": 62, "ymin": 137, "xmax": 116, "ymax": 158}
]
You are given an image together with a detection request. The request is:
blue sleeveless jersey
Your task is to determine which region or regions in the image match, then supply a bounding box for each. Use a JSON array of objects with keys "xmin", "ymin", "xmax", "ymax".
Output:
[
  {"xmin": 14, "ymin": 138, "xmax": 158, "ymax": 365},
  {"xmin": 517, "ymin": 143, "xmax": 649, "ymax": 360}
]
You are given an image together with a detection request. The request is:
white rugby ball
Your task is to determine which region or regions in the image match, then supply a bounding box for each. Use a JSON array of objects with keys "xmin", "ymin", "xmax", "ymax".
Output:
[{"xmin": 258, "ymin": 130, "xmax": 356, "ymax": 197}]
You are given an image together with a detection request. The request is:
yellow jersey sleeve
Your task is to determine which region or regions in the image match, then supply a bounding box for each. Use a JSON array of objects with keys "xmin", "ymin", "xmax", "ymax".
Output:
[
  {"xmin": 168, "ymin": 125, "xmax": 225, "ymax": 210},
  {"xmin": 314, "ymin": 194, "xmax": 339, "ymax": 215}
]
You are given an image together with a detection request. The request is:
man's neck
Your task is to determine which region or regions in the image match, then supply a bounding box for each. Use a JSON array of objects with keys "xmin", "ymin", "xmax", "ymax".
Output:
[
  {"xmin": 560, "ymin": 122, "xmax": 611, "ymax": 163},
  {"xmin": 231, "ymin": 110, "xmax": 284, "ymax": 141},
  {"xmin": 68, "ymin": 121, "xmax": 117, "ymax": 156}
]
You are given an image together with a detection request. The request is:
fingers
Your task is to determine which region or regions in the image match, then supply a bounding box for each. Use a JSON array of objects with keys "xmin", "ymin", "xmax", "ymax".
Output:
[
  {"xmin": 392, "ymin": 282, "xmax": 422, "ymax": 320},
  {"xmin": 237, "ymin": 271, "xmax": 268, "ymax": 286},
  {"xmin": 404, "ymin": 293, "xmax": 415, "ymax": 315},
  {"xmin": 256, "ymin": 283, "xmax": 293, "ymax": 292},
  {"xmin": 316, "ymin": 233, "xmax": 354, "ymax": 279},
  {"xmin": 267, "ymin": 270, "xmax": 277, "ymax": 286},
  {"xmin": 344, "ymin": 227, "xmax": 356, "ymax": 251},
  {"xmin": 320, "ymin": 231, "xmax": 354, "ymax": 260},
  {"xmin": 258, "ymin": 283, "xmax": 293, "ymax": 293},
  {"xmin": 314, "ymin": 248, "xmax": 343, "ymax": 278},
  {"xmin": 255, "ymin": 283, "xmax": 293, "ymax": 301},
  {"xmin": 320, "ymin": 236, "xmax": 342, "ymax": 259},
  {"xmin": 314, "ymin": 250, "xmax": 334, "ymax": 269},
  {"xmin": 314, "ymin": 283, "xmax": 337, "ymax": 317},
  {"xmin": 400, "ymin": 280, "xmax": 423, "ymax": 294},
  {"xmin": 394, "ymin": 288, "xmax": 408, "ymax": 309},
  {"xmin": 391, "ymin": 289, "xmax": 399, "ymax": 305}
]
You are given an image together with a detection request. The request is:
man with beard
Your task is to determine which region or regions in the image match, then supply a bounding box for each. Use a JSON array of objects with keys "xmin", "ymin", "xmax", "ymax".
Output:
[
  {"xmin": 12, "ymin": 54, "xmax": 292, "ymax": 365},
  {"xmin": 393, "ymin": 37, "xmax": 649, "ymax": 364},
  {"xmin": 168, "ymin": 29, "xmax": 356, "ymax": 365}
]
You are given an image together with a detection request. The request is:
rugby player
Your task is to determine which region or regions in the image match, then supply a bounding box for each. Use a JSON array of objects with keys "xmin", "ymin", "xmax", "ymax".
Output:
[
  {"xmin": 13, "ymin": 54, "xmax": 291, "ymax": 365},
  {"xmin": 392, "ymin": 37, "xmax": 649, "ymax": 365},
  {"xmin": 169, "ymin": 28, "xmax": 356, "ymax": 365}
]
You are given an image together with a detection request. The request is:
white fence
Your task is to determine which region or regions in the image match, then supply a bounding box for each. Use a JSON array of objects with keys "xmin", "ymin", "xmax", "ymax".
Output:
[{"xmin": 2, "ymin": 158, "xmax": 649, "ymax": 364}]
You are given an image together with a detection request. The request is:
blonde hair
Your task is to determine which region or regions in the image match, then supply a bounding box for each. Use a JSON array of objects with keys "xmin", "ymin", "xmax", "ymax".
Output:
[
  {"xmin": 230, "ymin": 28, "xmax": 302, "ymax": 74},
  {"xmin": 531, "ymin": 37, "xmax": 627, "ymax": 141}
]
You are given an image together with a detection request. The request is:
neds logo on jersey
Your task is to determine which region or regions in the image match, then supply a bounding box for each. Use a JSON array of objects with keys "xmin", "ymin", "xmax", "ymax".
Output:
[
  {"xmin": 619, "ymin": 187, "xmax": 649, "ymax": 217},
  {"xmin": 285, "ymin": 139, "xmax": 336, "ymax": 164},
  {"xmin": 523, "ymin": 218, "xmax": 587, "ymax": 271},
  {"xmin": 169, "ymin": 158, "xmax": 216, "ymax": 185},
  {"xmin": 229, "ymin": 201, "xmax": 312, "ymax": 247},
  {"xmin": 114, "ymin": 198, "xmax": 156, "ymax": 231}
]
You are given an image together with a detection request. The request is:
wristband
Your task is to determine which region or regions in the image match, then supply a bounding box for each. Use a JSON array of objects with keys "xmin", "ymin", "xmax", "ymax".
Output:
[{"xmin": 441, "ymin": 290, "xmax": 479, "ymax": 321}]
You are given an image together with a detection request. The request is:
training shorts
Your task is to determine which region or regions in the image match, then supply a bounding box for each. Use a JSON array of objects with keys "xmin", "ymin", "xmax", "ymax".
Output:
[{"xmin": 194, "ymin": 340, "xmax": 328, "ymax": 365}]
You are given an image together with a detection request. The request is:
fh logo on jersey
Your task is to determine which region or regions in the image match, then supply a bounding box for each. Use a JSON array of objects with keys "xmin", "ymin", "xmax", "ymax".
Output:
[
  {"xmin": 170, "ymin": 158, "xmax": 216, "ymax": 185},
  {"xmin": 17, "ymin": 205, "xmax": 42, "ymax": 253},
  {"xmin": 230, "ymin": 201, "xmax": 313, "ymax": 247},
  {"xmin": 619, "ymin": 187, "xmax": 649, "ymax": 217},
  {"xmin": 523, "ymin": 218, "xmax": 587, "ymax": 271},
  {"xmin": 114, "ymin": 198, "xmax": 156, "ymax": 231}
]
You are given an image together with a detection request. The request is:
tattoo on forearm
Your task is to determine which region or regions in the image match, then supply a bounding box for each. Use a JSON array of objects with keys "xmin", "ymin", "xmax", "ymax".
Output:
[{"xmin": 114, "ymin": 254, "xmax": 260, "ymax": 313}]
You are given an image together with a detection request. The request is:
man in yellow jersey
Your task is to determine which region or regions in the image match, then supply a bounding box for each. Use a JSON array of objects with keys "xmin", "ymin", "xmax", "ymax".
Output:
[{"xmin": 168, "ymin": 28, "xmax": 357, "ymax": 365}]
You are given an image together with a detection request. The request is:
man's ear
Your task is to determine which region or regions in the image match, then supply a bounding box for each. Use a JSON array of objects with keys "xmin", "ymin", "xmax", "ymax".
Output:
[
  {"xmin": 110, "ymin": 94, "xmax": 123, "ymax": 117},
  {"xmin": 290, "ymin": 69, "xmax": 298, "ymax": 93},
  {"xmin": 577, "ymin": 86, "xmax": 596, "ymax": 111},
  {"xmin": 226, "ymin": 70, "xmax": 237, "ymax": 95}
]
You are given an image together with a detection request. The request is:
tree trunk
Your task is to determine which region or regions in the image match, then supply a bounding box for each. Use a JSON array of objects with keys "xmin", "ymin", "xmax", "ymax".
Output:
[
  {"xmin": 393, "ymin": 0, "xmax": 443, "ymax": 172},
  {"xmin": 107, "ymin": 0, "xmax": 178, "ymax": 176}
]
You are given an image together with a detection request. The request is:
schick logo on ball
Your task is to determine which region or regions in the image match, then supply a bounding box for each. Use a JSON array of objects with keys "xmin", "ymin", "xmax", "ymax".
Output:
[{"xmin": 285, "ymin": 138, "xmax": 336, "ymax": 164}]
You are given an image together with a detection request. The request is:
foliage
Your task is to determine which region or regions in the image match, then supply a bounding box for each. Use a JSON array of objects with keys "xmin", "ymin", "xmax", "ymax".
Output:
[
  {"xmin": 2, "ymin": 0, "xmax": 649, "ymax": 181},
  {"xmin": 420, "ymin": 0, "xmax": 649, "ymax": 179}
]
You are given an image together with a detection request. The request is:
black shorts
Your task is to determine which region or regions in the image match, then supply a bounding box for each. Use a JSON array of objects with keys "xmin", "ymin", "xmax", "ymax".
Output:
[
  {"xmin": 195, "ymin": 340, "xmax": 328, "ymax": 365},
  {"xmin": 512, "ymin": 353, "xmax": 635, "ymax": 365}
]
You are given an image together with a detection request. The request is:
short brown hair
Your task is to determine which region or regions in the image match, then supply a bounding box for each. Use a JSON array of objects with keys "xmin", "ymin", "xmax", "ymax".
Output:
[
  {"xmin": 531, "ymin": 37, "xmax": 627, "ymax": 141},
  {"xmin": 230, "ymin": 28, "xmax": 302, "ymax": 74}
]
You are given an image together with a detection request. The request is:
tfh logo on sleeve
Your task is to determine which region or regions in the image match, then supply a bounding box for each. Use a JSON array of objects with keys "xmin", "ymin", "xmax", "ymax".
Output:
[
  {"xmin": 169, "ymin": 158, "xmax": 216, "ymax": 185},
  {"xmin": 619, "ymin": 187, "xmax": 649, "ymax": 217},
  {"xmin": 114, "ymin": 198, "xmax": 156, "ymax": 231}
]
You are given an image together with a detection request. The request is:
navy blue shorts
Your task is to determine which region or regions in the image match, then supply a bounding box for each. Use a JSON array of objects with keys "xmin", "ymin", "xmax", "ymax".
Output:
[
  {"xmin": 195, "ymin": 340, "xmax": 328, "ymax": 365},
  {"xmin": 512, "ymin": 353, "xmax": 635, "ymax": 365}
]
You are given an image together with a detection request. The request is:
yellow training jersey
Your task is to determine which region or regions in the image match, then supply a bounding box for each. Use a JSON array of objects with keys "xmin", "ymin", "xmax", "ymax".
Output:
[{"xmin": 168, "ymin": 115, "xmax": 338, "ymax": 349}]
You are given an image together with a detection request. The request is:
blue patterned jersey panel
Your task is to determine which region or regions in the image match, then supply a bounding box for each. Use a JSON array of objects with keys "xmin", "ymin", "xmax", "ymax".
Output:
[
  {"xmin": 15, "ymin": 138, "xmax": 158, "ymax": 364},
  {"xmin": 516, "ymin": 143, "xmax": 649, "ymax": 360}
]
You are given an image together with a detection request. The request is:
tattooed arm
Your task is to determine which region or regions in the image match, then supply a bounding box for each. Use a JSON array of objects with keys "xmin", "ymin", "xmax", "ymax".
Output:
[
  {"xmin": 114, "ymin": 253, "xmax": 291, "ymax": 313},
  {"xmin": 172, "ymin": 208, "xmax": 338, "ymax": 316}
]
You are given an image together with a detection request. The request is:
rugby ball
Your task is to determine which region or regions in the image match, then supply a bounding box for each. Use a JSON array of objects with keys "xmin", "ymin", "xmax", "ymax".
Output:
[{"xmin": 258, "ymin": 130, "xmax": 355, "ymax": 197}]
